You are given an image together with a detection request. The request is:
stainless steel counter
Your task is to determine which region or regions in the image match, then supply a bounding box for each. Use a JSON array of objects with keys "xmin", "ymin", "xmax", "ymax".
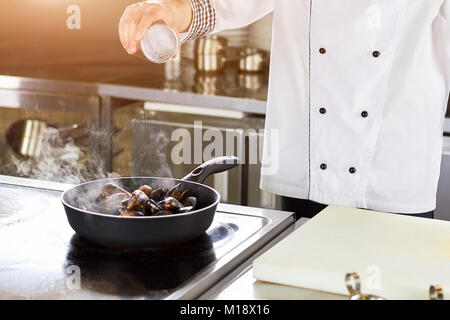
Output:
[
  {"xmin": 0, "ymin": 57, "xmax": 268, "ymax": 115},
  {"xmin": 0, "ymin": 59, "xmax": 268, "ymax": 173},
  {"xmin": 0, "ymin": 175, "xmax": 294, "ymax": 300}
]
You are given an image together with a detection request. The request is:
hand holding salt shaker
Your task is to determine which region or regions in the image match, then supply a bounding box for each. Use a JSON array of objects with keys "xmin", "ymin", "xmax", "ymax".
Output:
[{"xmin": 140, "ymin": 24, "xmax": 178, "ymax": 64}]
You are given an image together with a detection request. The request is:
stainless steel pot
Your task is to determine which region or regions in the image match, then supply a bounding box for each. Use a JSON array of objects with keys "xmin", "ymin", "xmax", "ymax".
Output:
[
  {"xmin": 194, "ymin": 36, "xmax": 227, "ymax": 72},
  {"xmin": 194, "ymin": 35, "xmax": 270, "ymax": 73},
  {"xmin": 238, "ymin": 48, "xmax": 269, "ymax": 73},
  {"xmin": 5, "ymin": 119, "xmax": 81, "ymax": 158},
  {"xmin": 193, "ymin": 72, "xmax": 225, "ymax": 95},
  {"xmin": 237, "ymin": 73, "xmax": 265, "ymax": 91}
]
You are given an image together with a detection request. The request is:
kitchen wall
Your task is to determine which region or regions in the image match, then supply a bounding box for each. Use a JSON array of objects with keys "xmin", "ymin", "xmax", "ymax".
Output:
[
  {"xmin": 0, "ymin": 0, "xmax": 135, "ymax": 41},
  {"xmin": 0, "ymin": 0, "xmax": 142, "ymax": 68}
]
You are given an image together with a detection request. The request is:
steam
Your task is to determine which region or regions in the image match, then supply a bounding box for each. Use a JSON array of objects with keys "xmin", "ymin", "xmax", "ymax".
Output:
[
  {"xmin": 10, "ymin": 127, "xmax": 118, "ymax": 184},
  {"xmin": 131, "ymin": 120, "xmax": 173, "ymax": 178}
]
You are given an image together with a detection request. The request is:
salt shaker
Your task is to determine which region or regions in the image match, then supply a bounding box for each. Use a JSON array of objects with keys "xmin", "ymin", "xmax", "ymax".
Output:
[{"xmin": 140, "ymin": 24, "xmax": 178, "ymax": 64}]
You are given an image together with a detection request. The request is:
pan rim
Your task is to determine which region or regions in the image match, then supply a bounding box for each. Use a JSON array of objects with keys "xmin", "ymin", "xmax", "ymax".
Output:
[{"xmin": 60, "ymin": 176, "xmax": 221, "ymax": 219}]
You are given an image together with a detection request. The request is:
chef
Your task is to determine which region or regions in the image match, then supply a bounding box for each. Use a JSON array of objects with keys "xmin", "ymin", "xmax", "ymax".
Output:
[{"xmin": 119, "ymin": 0, "xmax": 450, "ymax": 219}]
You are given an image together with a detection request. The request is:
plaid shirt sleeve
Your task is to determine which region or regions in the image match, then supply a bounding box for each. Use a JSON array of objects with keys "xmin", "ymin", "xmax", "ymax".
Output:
[{"xmin": 180, "ymin": 0, "xmax": 216, "ymax": 42}]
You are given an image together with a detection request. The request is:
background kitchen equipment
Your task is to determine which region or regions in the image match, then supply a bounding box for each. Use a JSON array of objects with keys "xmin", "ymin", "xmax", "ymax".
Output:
[
  {"xmin": 237, "ymin": 73, "xmax": 266, "ymax": 91},
  {"xmin": 0, "ymin": 77, "xmax": 104, "ymax": 181},
  {"xmin": 194, "ymin": 36, "xmax": 269, "ymax": 73},
  {"xmin": 194, "ymin": 36, "xmax": 228, "ymax": 72},
  {"xmin": 181, "ymin": 12, "xmax": 272, "ymax": 62},
  {"xmin": 113, "ymin": 101, "xmax": 279, "ymax": 209},
  {"xmin": 130, "ymin": 117, "xmax": 244, "ymax": 205},
  {"xmin": 5, "ymin": 119, "xmax": 85, "ymax": 158},
  {"xmin": 193, "ymin": 72, "xmax": 226, "ymax": 95},
  {"xmin": 111, "ymin": 101, "xmax": 279, "ymax": 209},
  {"xmin": 238, "ymin": 48, "xmax": 269, "ymax": 73},
  {"xmin": 61, "ymin": 156, "xmax": 240, "ymax": 246}
]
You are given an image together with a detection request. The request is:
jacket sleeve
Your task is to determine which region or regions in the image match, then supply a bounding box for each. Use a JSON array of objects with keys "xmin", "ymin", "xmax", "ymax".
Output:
[{"xmin": 181, "ymin": 0, "xmax": 273, "ymax": 42}]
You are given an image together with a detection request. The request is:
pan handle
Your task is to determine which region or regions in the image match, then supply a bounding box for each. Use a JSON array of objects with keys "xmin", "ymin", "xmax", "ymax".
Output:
[{"xmin": 182, "ymin": 156, "xmax": 240, "ymax": 184}]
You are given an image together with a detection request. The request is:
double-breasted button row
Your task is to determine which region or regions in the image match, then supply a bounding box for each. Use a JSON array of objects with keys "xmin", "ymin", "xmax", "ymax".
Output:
[
  {"xmin": 316, "ymin": 46, "xmax": 369, "ymax": 177},
  {"xmin": 319, "ymin": 48, "xmax": 381, "ymax": 58},
  {"xmin": 318, "ymin": 108, "xmax": 369, "ymax": 118},
  {"xmin": 320, "ymin": 164, "xmax": 357, "ymax": 174}
]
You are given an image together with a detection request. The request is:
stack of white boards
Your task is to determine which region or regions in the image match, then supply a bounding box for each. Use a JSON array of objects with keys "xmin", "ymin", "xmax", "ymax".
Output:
[{"xmin": 253, "ymin": 206, "xmax": 450, "ymax": 300}]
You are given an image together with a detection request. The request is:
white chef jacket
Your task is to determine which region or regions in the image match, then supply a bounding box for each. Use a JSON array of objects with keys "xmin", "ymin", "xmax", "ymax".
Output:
[{"xmin": 185, "ymin": 0, "xmax": 450, "ymax": 213}]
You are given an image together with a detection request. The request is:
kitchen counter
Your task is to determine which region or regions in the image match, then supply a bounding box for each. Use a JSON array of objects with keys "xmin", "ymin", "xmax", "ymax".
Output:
[
  {"xmin": 0, "ymin": 175, "xmax": 294, "ymax": 300},
  {"xmin": 213, "ymin": 269, "xmax": 347, "ymax": 300}
]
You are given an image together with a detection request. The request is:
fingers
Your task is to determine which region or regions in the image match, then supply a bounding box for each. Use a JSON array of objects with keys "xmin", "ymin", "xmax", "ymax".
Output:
[
  {"xmin": 135, "ymin": 15, "xmax": 157, "ymax": 42},
  {"xmin": 119, "ymin": 3, "xmax": 164, "ymax": 55},
  {"xmin": 126, "ymin": 21, "xmax": 138, "ymax": 54},
  {"xmin": 119, "ymin": 9, "xmax": 135, "ymax": 54},
  {"xmin": 118, "ymin": 11, "xmax": 127, "ymax": 51},
  {"xmin": 119, "ymin": 5, "xmax": 143, "ymax": 55}
]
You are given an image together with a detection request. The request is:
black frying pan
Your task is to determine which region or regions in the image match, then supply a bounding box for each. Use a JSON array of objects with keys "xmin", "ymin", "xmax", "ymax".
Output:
[{"xmin": 61, "ymin": 156, "xmax": 239, "ymax": 246}]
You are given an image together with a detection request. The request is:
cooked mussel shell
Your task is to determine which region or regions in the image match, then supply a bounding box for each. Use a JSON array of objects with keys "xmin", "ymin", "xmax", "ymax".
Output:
[
  {"xmin": 148, "ymin": 187, "xmax": 168, "ymax": 202},
  {"xmin": 98, "ymin": 183, "xmax": 131, "ymax": 199},
  {"xmin": 126, "ymin": 190, "xmax": 149, "ymax": 211},
  {"xmin": 121, "ymin": 197, "xmax": 130, "ymax": 207},
  {"xmin": 157, "ymin": 197, "xmax": 183, "ymax": 212},
  {"xmin": 133, "ymin": 189, "xmax": 149, "ymax": 202},
  {"xmin": 144, "ymin": 199, "xmax": 161, "ymax": 216},
  {"xmin": 96, "ymin": 183, "xmax": 198, "ymax": 217},
  {"xmin": 166, "ymin": 184, "xmax": 190, "ymax": 202},
  {"xmin": 126, "ymin": 196, "xmax": 140, "ymax": 211},
  {"xmin": 183, "ymin": 197, "xmax": 197, "ymax": 210},
  {"xmin": 177, "ymin": 206, "xmax": 194, "ymax": 213},
  {"xmin": 138, "ymin": 185, "xmax": 153, "ymax": 197},
  {"xmin": 102, "ymin": 192, "xmax": 129, "ymax": 215}
]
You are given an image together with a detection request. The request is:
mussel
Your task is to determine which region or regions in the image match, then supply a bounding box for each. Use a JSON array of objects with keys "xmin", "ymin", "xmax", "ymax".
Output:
[
  {"xmin": 102, "ymin": 192, "xmax": 130, "ymax": 215},
  {"xmin": 177, "ymin": 206, "xmax": 194, "ymax": 214},
  {"xmin": 148, "ymin": 187, "xmax": 168, "ymax": 202},
  {"xmin": 157, "ymin": 197, "xmax": 183, "ymax": 212},
  {"xmin": 126, "ymin": 190, "xmax": 149, "ymax": 212},
  {"xmin": 144, "ymin": 199, "xmax": 161, "ymax": 216},
  {"xmin": 95, "ymin": 183, "xmax": 198, "ymax": 217},
  {"xmin": 138, "ymin": 185, "xmax": 153, "ymax": 197},
  {"xmin": 166, "ymin": 184, "xmax": 189, "ymax": 202},
  {"xmin": 98, "ymin": 183, "xmax": 131, "ymax": 199},
  {"xmin": 183, "ymin": 197, "xmax": 197, "ymax": 210}
]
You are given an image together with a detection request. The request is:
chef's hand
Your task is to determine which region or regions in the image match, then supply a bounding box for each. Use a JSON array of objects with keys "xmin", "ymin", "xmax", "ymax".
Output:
[{"xmin": 119, "ymin": 0, "xmax": 192, "ymax": 55}]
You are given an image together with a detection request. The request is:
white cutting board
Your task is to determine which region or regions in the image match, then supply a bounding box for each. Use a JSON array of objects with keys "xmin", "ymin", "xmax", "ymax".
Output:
[{"xmin": 253, "ymin": 206, "xmax": 450, "ymax": 299}]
